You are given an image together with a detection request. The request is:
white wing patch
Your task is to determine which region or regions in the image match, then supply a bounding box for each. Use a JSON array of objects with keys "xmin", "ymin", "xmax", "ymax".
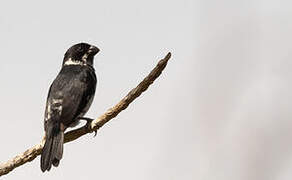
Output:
[{"xmin": 45, "ymin": 98, "xmax": 63, "ymax": 123}]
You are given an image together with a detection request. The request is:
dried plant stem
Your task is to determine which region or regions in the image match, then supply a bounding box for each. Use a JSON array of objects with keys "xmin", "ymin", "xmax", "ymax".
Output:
[{"xmin": 0, "ymin": 52, "xmax": 171, "ymax": 177}]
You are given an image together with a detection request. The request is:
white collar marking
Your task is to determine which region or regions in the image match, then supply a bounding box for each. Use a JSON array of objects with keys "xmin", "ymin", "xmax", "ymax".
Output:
[{"xmin": 64, "ymin": 58, "xmax": 85, "ymax": 66}]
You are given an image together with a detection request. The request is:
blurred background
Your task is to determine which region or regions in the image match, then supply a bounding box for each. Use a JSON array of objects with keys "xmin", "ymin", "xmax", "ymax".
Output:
[{"xmin": 0, "ymin": 0, "xmax": 291, "ymax": 179}]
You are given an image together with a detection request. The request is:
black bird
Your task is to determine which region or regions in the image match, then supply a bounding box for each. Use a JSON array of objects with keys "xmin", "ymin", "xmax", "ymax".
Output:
[{"xmin": 40, "ymin": 43, "xmax": 99, "ymax": 172}]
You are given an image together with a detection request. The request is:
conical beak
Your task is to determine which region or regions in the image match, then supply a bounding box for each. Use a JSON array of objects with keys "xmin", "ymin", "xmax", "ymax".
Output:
[{"xmin": 89, "ymin": 45, "xmax": 100, "ymax": 55}]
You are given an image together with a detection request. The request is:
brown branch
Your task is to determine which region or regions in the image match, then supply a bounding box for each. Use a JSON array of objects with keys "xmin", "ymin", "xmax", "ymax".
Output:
[{"xmin": 0, "ymin": 52, "xmax": 171, "ymax": 177}]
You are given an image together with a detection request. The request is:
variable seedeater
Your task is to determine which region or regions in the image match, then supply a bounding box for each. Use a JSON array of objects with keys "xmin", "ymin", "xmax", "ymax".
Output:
[{"xmin": 41, "ymin": 43, "xmax": 99, "ymax": 172}]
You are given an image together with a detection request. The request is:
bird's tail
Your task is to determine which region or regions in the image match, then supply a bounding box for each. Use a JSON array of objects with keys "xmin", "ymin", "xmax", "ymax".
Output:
[{"xmin": 41, "ymin": 122, "xmax": 64, "ymax": 172}]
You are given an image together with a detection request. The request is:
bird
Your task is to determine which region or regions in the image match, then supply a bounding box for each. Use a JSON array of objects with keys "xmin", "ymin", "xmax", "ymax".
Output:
[{"xmin": 40, "ymin": 43, "xmax": 100, "ymax": 172}]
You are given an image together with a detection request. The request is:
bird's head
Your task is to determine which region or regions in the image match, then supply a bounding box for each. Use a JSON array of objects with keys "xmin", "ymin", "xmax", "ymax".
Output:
[{"xmin": 63, "ymin": 43, "xmax": 100, "ymax": 67}]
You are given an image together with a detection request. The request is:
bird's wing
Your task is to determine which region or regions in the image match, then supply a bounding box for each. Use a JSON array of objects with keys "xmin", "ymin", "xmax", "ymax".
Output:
[{"xmin": 45, "ymin": 67, "xmax": 96, "ymax": 127}]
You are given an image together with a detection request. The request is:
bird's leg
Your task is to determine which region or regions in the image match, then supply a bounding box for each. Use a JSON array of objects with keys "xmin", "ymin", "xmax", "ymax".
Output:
[{"xmin": 78, "ymin": 117, "xmax": 98, "ymax": 137}]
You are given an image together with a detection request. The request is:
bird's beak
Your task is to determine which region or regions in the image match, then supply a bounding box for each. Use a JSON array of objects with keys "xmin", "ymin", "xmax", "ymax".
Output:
[{"xmin": 89, "ymin": 45, "xmax": 100, "ymax": 55}]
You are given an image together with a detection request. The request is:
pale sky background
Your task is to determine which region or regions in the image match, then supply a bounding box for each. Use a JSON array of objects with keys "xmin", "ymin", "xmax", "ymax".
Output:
[{"xmin": 0, "ymin": 0, "xmax": 291, "ymax": 179}]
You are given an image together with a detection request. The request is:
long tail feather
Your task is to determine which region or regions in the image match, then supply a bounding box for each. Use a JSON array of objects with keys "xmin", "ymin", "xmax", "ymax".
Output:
[{"xmin": 41, "ymin": 124, "xmax": 64, "ymax": 172}]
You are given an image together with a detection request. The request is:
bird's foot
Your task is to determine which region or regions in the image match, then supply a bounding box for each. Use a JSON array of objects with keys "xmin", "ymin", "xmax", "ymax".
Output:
[{"xmin": 78, "ymin": 117, "xmax": 98, "ymax": 137}]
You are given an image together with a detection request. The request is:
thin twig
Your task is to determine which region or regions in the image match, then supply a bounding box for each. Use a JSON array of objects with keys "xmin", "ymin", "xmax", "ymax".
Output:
[{"xmin": 0, "ymin": 52, "xmax": 171, "ymax": 177}]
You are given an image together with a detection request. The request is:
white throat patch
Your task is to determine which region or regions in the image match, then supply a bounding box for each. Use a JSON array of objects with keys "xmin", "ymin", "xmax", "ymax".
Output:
[{"xmin": 82, "ymin": 53, "xmax": 89, "ymax": 62}]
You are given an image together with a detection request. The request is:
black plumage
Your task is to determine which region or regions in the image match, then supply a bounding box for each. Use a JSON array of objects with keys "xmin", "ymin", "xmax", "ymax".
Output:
[{"xmin": 40, "ymin": 43, "xmax": 99, "ymax": 172}]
